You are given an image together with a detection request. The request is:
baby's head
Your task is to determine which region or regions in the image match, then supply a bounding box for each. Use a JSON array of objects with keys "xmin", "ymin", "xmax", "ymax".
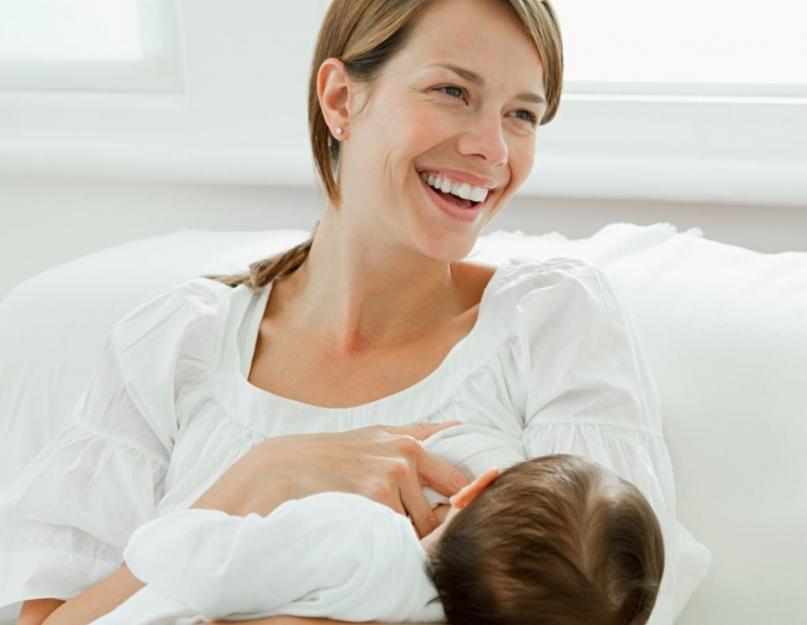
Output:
[{"xmin": 421, "ymin": 454, "xmax": 664, "ymax": 625}]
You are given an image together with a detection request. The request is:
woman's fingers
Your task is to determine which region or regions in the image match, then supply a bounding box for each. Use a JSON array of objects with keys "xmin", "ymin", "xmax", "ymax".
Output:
[
  {"xmin": 433, "ymin": 503, "xmax": 452, "ymax": 525},
  {"xmin": 391, "ymin": 419, "xmax": 461, "ymax": 440},
  {"xmin": 421, "ymin": 453, "xmax": 471, "ymax": 498},
  {"xmin": 417, "ymin": 446, "xmax": 471, "ymax": 497},
  {"xmin": 380, "ymin": 425, "xmax": 468, "ymax": 536},
  {"xmin": 397, "ymin": 463, "xmax": 440, "ymax": 539},
  {"xmin": 388, "ymin": 420, "xmax": 470, "ymax": 498},
  {"xmin": 196, "ymin": 422, "xmax": 472, "ymax": 532}
]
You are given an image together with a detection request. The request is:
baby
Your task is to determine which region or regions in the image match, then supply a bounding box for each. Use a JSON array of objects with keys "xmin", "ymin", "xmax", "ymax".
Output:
[
  {"xmin": 90, "ymin": 425, "xmax": 664, "ymax": 625},
  {"xmin": 423, "ymin": 453, "xmax": 665, "ymax": 625}
]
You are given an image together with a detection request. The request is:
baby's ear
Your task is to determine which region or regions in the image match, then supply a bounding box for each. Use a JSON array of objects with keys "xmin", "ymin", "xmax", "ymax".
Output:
[{"xmin": 450, "ymin": 466, "xmax": 502, "ymax": 509}]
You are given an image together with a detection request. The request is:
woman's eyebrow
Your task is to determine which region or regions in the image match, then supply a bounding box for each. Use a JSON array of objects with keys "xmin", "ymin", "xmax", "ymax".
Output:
[{"xmin": 426, "ymin": 62, "xmax": 546, "ymax": 105}]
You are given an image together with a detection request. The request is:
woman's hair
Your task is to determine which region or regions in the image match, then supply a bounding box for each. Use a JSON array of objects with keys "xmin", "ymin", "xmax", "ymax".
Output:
[
  {"xmin": 425, "ymin": 454, "xmax": 665, "ymax": 625},
  {"xmin": 203, "ymin": 0, "xmax": 564, "ymax": 290}
]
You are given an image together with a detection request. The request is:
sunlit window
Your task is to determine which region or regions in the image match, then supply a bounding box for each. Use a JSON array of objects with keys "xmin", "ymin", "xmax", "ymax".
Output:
[
  {"xmin": 0, "ymin": 0, "xmax": 145, "ymax": 61},
  {"xmin": 555, "ymin": 0, "xmax": 806, "ymax": 89},
  {"xmin": 0, "ymin": 0, "xmax": 181, "ymax": 92}
]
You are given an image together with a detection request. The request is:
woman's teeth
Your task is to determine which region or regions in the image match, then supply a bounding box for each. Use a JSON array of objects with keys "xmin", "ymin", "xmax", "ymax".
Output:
[{"xmin": 419, "ymin": 171, "xmax": 489, "ymax": 203}]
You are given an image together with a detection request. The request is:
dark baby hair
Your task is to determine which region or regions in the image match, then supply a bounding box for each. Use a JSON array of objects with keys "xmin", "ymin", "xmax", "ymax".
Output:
[{"xmin": 425, "ymin": 453, "xmax": 664, "ymax": 625}]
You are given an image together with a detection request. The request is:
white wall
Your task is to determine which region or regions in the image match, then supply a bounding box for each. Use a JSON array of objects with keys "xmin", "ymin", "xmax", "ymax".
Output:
[
  {"xmin": 2, "ymin": 0, "xmax": 804, "ymax": 303},
  {"xmin": 2, "ymin": 1, "xmax": 804, "ymax": 208},
  {"xmin": 2, "ymin": 173, "xmax": 805, "ymax": 302}
]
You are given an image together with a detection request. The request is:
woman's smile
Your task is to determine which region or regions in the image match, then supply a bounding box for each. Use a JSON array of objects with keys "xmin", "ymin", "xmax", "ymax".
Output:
[{"xmin": 416, "ymin": 166, "xmax": 488, "ymax": 223}]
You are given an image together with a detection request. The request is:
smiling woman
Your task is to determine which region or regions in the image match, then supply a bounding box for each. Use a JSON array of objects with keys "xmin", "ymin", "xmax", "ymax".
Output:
[
  {"xmin": 307, "ymin": 0, "xmax": 563, "ymax": 220},
  {"xmin": 206, "ymin": 0, "xmax": 562, "ymax": 295},
  {"xmin": 7, "ymin": 2, "xmax": 674, "ymax": 625}
]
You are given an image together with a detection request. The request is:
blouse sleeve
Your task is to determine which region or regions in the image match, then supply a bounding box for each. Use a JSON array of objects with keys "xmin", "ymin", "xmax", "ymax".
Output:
[
  {"xmin": 0, "ymin": 278, "xmax": 227, "ymax": 608},
  {"xmin": 514, "ymin": 258, "xmax": 709, "ymax": 625}
]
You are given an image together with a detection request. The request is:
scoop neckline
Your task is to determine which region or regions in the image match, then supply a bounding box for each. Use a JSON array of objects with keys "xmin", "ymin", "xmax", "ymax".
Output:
[{"xmin": 225, "ymin": 258, "xmax": 517, "ymax": 414}]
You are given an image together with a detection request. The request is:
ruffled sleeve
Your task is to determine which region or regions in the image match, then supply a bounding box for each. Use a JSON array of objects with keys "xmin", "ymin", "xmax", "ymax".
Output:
[
  {"xmin": 0, "ymin": 278, "xmax": 228, "ymax": 608},
  {"xmin": 513, "ymin": 258, "xmax": 710, "ymax": 625}
]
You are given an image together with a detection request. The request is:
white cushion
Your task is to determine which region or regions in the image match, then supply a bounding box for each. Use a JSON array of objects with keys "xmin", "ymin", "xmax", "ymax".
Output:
[
  {"xmin": 1, "ymin": 222, "xmax": 804, "ymax": 625},
  {"xmin": 0, "ymin": 229, "xmax": 311, "ymax": 495},
  {"xmin": 474, "ymin": 223, "xmax": 807, "ymax": 625}
]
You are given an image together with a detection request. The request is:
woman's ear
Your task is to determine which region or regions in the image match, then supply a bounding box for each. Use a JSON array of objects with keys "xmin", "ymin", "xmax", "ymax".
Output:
[
  {"xmin": 317, "ymin": 57, "xmax": 356, "ymax": 136},
  {"xmin": 449, "ymin": 466, "xmax": 502, "ymax": 510},
  {"xmin": 317, "ymin": 57, "xmax": 372, "ymax": 141}
]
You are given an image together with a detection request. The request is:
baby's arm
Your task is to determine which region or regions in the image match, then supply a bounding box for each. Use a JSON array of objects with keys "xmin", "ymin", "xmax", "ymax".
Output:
[
  {"xmin": 123, "ymin": 502, "xmax": 342, "ymax": 620},
  {"xmin": 122, "ymin": 492, "xmax": 424, "ymax": 622}
]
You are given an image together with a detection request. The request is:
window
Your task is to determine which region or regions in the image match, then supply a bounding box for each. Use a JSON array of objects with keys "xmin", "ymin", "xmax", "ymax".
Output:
[
  {"xmin": 556, "ymin": 0, "xmax": 807, "ymax": 95},
  {"xmin": 0, "ymin": 0, "xmax": 183, "ymax": 92},
  {"xmin": 513, "ymin": 0, "xmax": 807, "ymax": 207}
]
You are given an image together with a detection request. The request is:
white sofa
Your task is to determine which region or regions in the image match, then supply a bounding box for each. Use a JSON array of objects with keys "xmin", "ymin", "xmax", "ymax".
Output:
[{"xmin": 1, "ymin": 222, "xmax": 804, "ymax": 624}]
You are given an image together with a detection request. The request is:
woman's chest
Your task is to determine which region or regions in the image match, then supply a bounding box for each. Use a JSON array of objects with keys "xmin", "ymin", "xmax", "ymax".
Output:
[
  {"xmin": 162, "ymin": 338, "xmax": 525, "ymax": 514},
  {"xmin": 246, "ymin": 315, "xmax": 477, "ymax": 409}
]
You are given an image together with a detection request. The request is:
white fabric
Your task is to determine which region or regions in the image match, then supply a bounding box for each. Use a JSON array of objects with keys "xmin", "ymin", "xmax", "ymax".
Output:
[
  {"xmin": 91, "ymin": 493, "xmax": 441, "ymax": 625},
  {"xmin": 90, "ymin": 423, "xmax": 522, "ymax": 625},
  {"xmin": 0, "ymin": 229, "xmax": 314, "ymax": 496},
  {"xmin": 0, "ymin": 254, "xmax": 709, "ymax": 625},
  {"xmin": 0, "ymin": 223, "xmax": 699, "ymax": 497}
]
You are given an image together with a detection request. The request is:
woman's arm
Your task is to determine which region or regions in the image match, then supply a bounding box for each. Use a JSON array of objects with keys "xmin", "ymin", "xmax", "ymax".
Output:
[
  {"xmin": 17, "ymin": 565, "xmax": 144, "ymax": 625},
  {"xmin": 17, "ymin": 599, "xmax": 64, "ymax": 625},
  {"xmin": 35, "ymin": 564, "xmax": 145, "ymax": 625},
  {"xmin": 192, "ymin": 422, "xmax": 469, "ymax": 539}
]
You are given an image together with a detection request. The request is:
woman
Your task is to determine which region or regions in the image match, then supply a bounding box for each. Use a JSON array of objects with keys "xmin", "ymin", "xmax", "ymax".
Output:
[{"xmin": 7, "ymin": 1, "xmax": 685, "ymax": 624}]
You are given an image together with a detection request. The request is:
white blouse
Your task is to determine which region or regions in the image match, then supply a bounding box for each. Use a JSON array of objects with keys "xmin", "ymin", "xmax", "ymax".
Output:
[{"xmin": 0, "ymin": 256, "xmax": 699, "ymax": 625}]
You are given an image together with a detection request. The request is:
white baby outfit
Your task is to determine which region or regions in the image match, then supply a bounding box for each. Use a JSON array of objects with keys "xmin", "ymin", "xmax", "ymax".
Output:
[{"xmin": 0, "ymin": 256, "xmax": 705, "ymax": 625}]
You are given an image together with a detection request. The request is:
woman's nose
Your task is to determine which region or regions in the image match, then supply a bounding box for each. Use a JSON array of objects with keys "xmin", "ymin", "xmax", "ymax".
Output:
[{"xmin": 457, "ymin": 112, "xmax": 509, "ymax": 168}]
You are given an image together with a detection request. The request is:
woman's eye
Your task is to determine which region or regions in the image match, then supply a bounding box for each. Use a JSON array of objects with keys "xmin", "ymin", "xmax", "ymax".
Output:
[
  {"xmin": 436, "ymin": 85, "xmax": 465, "ymax": 100},
  {"xmin": 515, "ymin": 110, "xmax": 539, "ymax": 126},
  {"xmin": 435, "ymin": 86, "xmax": 538, "ymax": 127}
]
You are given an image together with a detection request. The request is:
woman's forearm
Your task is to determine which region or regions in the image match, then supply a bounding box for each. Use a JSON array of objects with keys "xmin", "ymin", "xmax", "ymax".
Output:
[
  {"xmin": 190, "ymin": 445, "xmax": 294, "ymax": 517},
  {"xmin": 211, "ymin": 612, "xmax": 445, "ymax": 624},
  {"xmin": 41, "ymin": 564, "xmax": 145, "ymax": 625}
]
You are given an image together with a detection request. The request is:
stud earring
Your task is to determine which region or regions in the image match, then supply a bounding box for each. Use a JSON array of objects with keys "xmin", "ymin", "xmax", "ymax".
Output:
[{"xmin": 335, "ymin": 127, "xmax": 343, "ymax": 136}]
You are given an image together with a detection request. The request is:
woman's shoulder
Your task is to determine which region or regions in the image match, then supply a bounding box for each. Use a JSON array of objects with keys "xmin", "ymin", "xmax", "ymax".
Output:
[
  {"xmin": 477, "ymin": 256, "xmax": 611, "ymax": 319},
  {"xmin": 108, "ymin": 277, "xmax": 240, "ymax": 361}
]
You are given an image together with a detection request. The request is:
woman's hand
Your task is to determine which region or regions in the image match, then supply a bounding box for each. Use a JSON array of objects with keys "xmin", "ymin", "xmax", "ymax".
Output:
[
  {"xmin": 192, "ymin": 420, "xmax": 470, "ymax": 539},
  {"xmin": 432, "ymin": 503, "xmax": 452, "ymax": 526}
]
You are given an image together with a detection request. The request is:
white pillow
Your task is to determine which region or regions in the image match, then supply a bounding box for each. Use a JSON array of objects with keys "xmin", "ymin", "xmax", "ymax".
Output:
[{"xmin": 471, "ymin": 223, "xmax": 807, "ymax": 625}]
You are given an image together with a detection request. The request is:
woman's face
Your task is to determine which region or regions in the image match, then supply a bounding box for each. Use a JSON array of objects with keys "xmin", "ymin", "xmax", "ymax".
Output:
[{"xmin": 335, "ymin": 0, "xmax": 547, "ymax": 261}]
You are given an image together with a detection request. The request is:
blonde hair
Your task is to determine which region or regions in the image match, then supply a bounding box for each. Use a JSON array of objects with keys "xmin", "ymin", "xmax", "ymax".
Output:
[
  {"xmin": 204, "ymin": 0, "xmax": 564, "ymax": 290},
  {"xmin": 426, "ymin": 454, "xmax": 665, "ymax": 625}
]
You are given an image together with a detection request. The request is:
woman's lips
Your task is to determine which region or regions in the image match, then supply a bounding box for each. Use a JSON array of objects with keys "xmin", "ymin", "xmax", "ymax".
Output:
[
  {"xmin": 417, "ymin": 168, "xmax": 493, "ymax": 207},
  {"xmin": 418, "ymin": 171, "xmax": 487, "ymax": 222}
]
